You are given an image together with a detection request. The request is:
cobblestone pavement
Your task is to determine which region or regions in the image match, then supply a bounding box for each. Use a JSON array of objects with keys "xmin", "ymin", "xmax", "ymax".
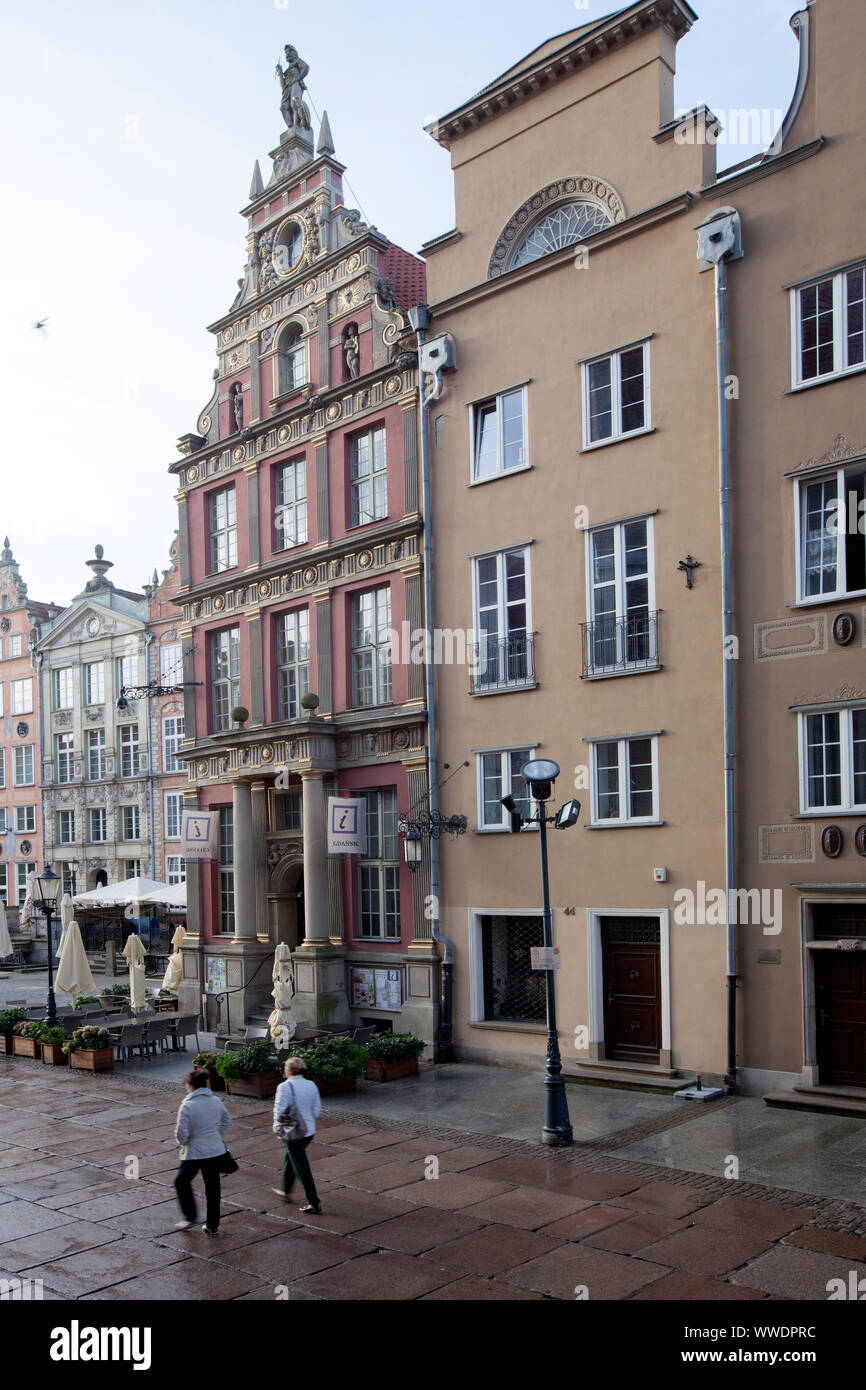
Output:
[{"xmin": 2, "ymin": 1058, "xmax": 866, "ymax": 1301}]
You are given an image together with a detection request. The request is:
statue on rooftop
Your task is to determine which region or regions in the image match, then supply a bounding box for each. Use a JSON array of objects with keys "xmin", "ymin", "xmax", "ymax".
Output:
[{"xmin": 275, "ymin": 46, "xmax": 311, "ymax": 134}]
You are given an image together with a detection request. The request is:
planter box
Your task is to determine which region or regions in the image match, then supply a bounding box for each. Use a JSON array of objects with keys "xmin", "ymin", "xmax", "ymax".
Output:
[
  {"xmin": 68, "ymin": 1048, "xmax": 115, "ymax": 1073},
  {"xmin": 313, "ymin": 1075, "xmax": 357, "ymax": 1096},
  {"xmin": 0, "ymin": 1035, "xmax": 12, "ymax": 1055},
  {"xmin": 365, "ymin": 1056, "xmax": 420, "ymax": 1083},
  {"xmin": 41, "ymin": 1042, "xmax": 68, "ymax": 1066},
  {"xmin": 12, "ymin": 1036, "xmax": 40, "ymax": 1059},
  {"xmin": 226, "ymin": 1071, "xmax": 280, "ymax": 1099}
]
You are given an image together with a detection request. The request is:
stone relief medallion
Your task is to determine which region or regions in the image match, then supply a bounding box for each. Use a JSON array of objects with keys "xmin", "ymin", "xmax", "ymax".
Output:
[
  {"xmin": 385, "ymin": 376, "xmax": 402, "ymax": 396},
  {"xmin": 213, "ymin": 596, "xmax": 225, "ymax": 612},
  {"xmin": 197, "ymin": 760, "xmax": 209, "ymax": 778},
  {"xmin": 833, "ymin": 612, "xmax": 856, "ymax": 646},
  {"xmin": 822, "ymin": 825, "xmax": 844, "ymax": 858},
  {"xmin": 304, "ymin": 279, "xmax": 318, "ymax": 296},
  {"xmin": 278, "ymin": 426, "xmax": 290, "ymax": 442},
  {"xmin": 222, "ymin": 329, "xmax": 233, "ymax": 344},
  {"xmin": 326, "ymin": 402, "xmax": 342, "ymax": 422},
  {"xmin": 260, "ymin": 304, "xmax": 273, "ymax": 321},
  {"xmin": 393, "ymin": 729, "xmax": 410, "ymax": 750},
  {"xmin": 346, "ymin": 253, "xmax": 361, "ymax": 273},
  {"xmin": 187, "ymin": 465, "xmax": 199, "ymax": 483},
  {"xmin": 336, "ymin": 738, "xmax": 351, "ymax": 758},
  {"xmin": 233, "ymin": 446, "xmax": 245, "ymax": 462},
  {"xmin": 228, "ymin": 352, "xmax": 240, "ymax": 368},
  {"xmin": 220, "ymin": 756, "xmax": 230, "ymax": 774},
  {"xmin": 303, "ymin": 566, "xmax": 319, "ymax": 586},
  {"xmin": 261, "ymin": 744, "xmax": 275, "ymax": 763},
  {"xmin": 856, "ymin": 825, "xmax": 866, "ymax": 857},
  {"xmin": 357, "ymin": 550, "xmax": 373, "ymax": 570},
  {"xmin": 258, "ymin": 580, "xmax": 273, "ymax": 598}
]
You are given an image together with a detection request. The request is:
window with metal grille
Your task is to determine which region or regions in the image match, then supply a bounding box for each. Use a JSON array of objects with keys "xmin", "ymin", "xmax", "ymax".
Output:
[
  {"xmin": 481, "ymin": 915, "xmax": 545, "ymax": 1022},
  {"xmin": 277, "ymin": 609, "xmax": 310, "ymax": 720},
  {"xmin": 218, "ymin": 806, "xmax": 235, "ymax": 935},
  {"xmin": 358, "ymin": 788, "xmax": 400, "ymax": 939}
]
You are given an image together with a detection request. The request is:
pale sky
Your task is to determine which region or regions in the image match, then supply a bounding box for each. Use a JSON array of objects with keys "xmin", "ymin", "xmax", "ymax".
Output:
[{"xmin": 0, "ymin": 0, "xmax": 800, "ymax": 606}]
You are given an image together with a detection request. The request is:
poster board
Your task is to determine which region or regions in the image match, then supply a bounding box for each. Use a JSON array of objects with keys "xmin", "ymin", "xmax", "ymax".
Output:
[
  {"xmin": 206, "ymin": 957, "xmax": 227, "ymax": 995},
  {"xmin": 350, "ymin": 966, "xmax": 402, "ymax": 1011}
]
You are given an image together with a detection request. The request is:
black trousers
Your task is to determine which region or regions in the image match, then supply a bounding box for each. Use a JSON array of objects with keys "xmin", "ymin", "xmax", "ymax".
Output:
[
  {"xmin": 282, "ymin": 1136, "xmax": 320, "ymax": 1206},
  {"xmin": 174, "ymin": 1156, "xmax": 222, "ymax": 1229}
]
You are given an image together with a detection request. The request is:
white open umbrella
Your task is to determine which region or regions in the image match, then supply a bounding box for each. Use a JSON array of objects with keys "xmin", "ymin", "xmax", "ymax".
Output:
[
  {"xmin": 55, "ymin": 920, "xmax": 96, "ymax": 999},
  {"xmin": 72, "ymin": 877, "xmax": 168, "ymax": 909},
  {"xmin": 122, "ymin": 933, "xmax": 147, "ymax": 1014},
  {"xmin": 0, "ymin": 900, "xmax": 12, "ymax": 960},
  {"xmin": 268, "ymin": 943, "xmax": 295, "ymax": 1048},
  {"xmin": 19, "ymin": 870, "xmax": 37, "ymax": 930},
  {"xmin": 161, "ymin": 924, "xmax": 187, "ymax": 992}
]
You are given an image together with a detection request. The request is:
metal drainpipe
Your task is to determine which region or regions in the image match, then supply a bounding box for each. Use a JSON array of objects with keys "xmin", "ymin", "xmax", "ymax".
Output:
[
  {"xmin": 697, "ymin": 209, "xmax": 742, "ymax": 1093},
  {"xmin": 411, "ymin": 307, "xmax": 454, "ymax": 1062}
]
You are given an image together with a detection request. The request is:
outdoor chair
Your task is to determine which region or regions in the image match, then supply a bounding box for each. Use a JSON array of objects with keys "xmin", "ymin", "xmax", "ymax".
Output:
[
  {"xmin": 143, "ymin": 1018, "xmax": 172, "ymax": 1058},
  {"xmin": 103, "ymin": 1012, "xmax": 127, "ymax": 1024},
  {"xmin": 81, "ymin": 1004, "xmax": 105, "ymax": 1016},
  {"xmin": 61, "ymin": 1014, "xmax": 83, "ymax": 1037},
  {"xmin": 113, "ymin": 1024, "xmax": 146, "ymax": 1062},
  {"xmin": 244, "ymin": 1025, "xmax": 269, "ymax": 1041},
  {"xmin": 350, "ymin": 1026, "xmax": 375, "ymax": 1045},
  {"xmin": 5, "ymin": 998, "xmax": 26, "ymax": 1007},
  {"xmin": 169, "ymin": 1015, "xmax": 200, "ymax": 1054}
]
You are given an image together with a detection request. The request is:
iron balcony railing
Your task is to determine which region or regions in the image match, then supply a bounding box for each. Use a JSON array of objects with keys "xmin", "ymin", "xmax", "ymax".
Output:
[
  {"xmin": 470, "ymin": 634, "xmax": 536, "ymax": 694},
  {"xmin": 581, "ymin": 611, "xmax": 660, "ymax": 678}
]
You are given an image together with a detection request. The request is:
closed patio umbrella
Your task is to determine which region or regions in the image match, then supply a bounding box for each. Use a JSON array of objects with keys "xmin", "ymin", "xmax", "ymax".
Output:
[
  {"xmin": 19, "ymin": 870, "xmax": 37, "ymax": 930},
  {"xmin": 161, "ymin": 924, "xmax": 187, "ymax": 992},
  {"xmin": 55, "ymin": 920, "xmax": 96, "ymax": 999},
  {"xmin": 59, "ymin": 893, "xmax": 74, "ymax": 944},
  {"xmin": 268, "ymin": 943, "xmax": 295, "ymax": 1048},
  {"xmin": 122, "ymin": 933, "xmax": 147, "ymax": 1015},
  {"xmin": 0, "ymin": 900, "xmax": 12, "ymax": 960}
]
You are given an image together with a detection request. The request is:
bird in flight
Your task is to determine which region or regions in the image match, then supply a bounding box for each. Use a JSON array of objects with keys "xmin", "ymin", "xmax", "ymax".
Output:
[{"xmin": 33, "ymin": 317, "xmax": 50, "ymax": 334}]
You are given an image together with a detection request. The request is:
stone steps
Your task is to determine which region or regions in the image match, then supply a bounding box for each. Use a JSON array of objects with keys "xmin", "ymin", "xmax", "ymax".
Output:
[
  {"xmin": 764, "ymin": 1085, "xmax": 866, "ymax": 1119},
  {"xmin": 565, "ymin": 1060, "xmax": 692, "ymax": 1095}
]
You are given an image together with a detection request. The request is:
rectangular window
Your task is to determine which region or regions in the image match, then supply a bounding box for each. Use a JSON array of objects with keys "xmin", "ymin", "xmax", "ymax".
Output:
[
  {"xmin": 350, "ymin": 427, "xmax": 387, "ymax": 527},
  {"xmin": 0, "ymin": 809, "xmax": 6, "ymax": 833},
  {"xmin": 351, "ymin": 588, "xmax": 392, "ymax": 708},
  {"xmin": 481, "ymin": 914, "xmax": 545, "ymax": 1022},
  {"xmin": 211, "ymin": 628, "xmax": 240, "ymax": 733},
  {"xmin": 159, "ymin": 644, "xmax": 183, "ymax": 685},
  {"xmin": 53, "ymin": 667, "xmax": 73, "ymax": 710},
  {"xmin": 56, "ymin": 733, "xmax": 75, "ymax": 785},
  {"xmin": 471, "ymin": 387, "xmax": 527, "ymax": 481},
  {"xmin": 208, "ymin": 486, "xmax": 238, "ymax": 573},
  {"xmin": 13, "ymin": 745, "xmax": 34, "ymax": 787},
  {"xmin": 163, "ymin": 715, "xmax": 185, "ymax": 773},
  {"xmin": 164, "ymin": 792, "xmax": 183, "ymax": 840},
  {"xmin": 585, "ymin": 517, "xmax": 657, "ymax": 674},
  {"xmin": 0, "ymin": 864, "xmax": 6, "ymax": 903},
  {"xmin": 17, "ymin": 862, "xmax": 36, "ymax": 907},
  {"xmin": 60, "ymin": 863, "xmax": 76, "ymax": 894},
  {"xmin": 272, "ymin": 788, "xmax": 302, "ymax": 832},
  {"xmin": 9, "ymin": 635, "xmax": 22, "ymax": 659},
  {"xmin": 472, "ymin": 547, "xmax": 533, "ymax": 692},
  {"xmin": 56, "ymin": 810, "xmax": 75, "ymax": 845},
  {"xmin": 591, "ymin": 736, "xmax": 658, "ymax": 824},
  {"xmin": 123, "ymin": 860, "xmax": 143, "ymax": 880},
  {"xmin": 358, "ymin": 788, "xmax": 400, "ymax": 940},
  {"xmin": 120, "ymin": 805, "xmax": 140, "ymax": 841},
  {"xmin": 166, "ymin": 855, "xmax": 186, "ymax": 886},
  {"xmin": 83, "ymin": 662, "xmax": 105, "ymax": 705},
  {"xmin": 88, "ymin": 808, "xmax": 107, "ymax": 843},
  {"xmin": 277, "ymin": 609, "xmax": 310, "ymax": 720},
  {"xmin": 800, "ymin": 707, "xmax": 866, "ymax": 811},
  {"xmin": 275, "ymin": 458, "xmax": 308, "ymax": 550},
  {"xmin": 218, "ymin": 807, "xmax": 234, "ymax": 935},
  {"xmin": 478, "ymin": 749, "xmax": 535, "ymax": 830},
  {"xmin": 86, "ymin": 728, "xmax": 106, "ymax": 781},
  {"xmin": 10, "ymin": 678, "xmax": 33, "ymax": 715},
  {"xmin": 14, "ymin": 805, "xmax": 36, "ymax": 834},
  {"xmin": 118, "ymin": 725, "xmax": 140, "ymax": 778},
  {"xmin": 797, "ymin": 461, "xmax": 866, "ymax": 600},
  {"xmin": 793, "ymin": 264, "xmax": 866, "ymax": 385},
  {"xmin": 115, "ymin": 654, "xmax": 136, "ymax": 696},
  {"xmin": 583, "ymin": 342, "xmax": 650, "ymax": 446},
  {"xmin": 0, "ymin": 749, "xmax": 5, "ymax": 789}
]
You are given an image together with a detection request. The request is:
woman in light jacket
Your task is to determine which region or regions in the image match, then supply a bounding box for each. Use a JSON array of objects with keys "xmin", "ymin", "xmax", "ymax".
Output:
[
  {"xmin": 173, "ymin": 1070, "xmax": 232, "ymax": 1235},
  {"xmin": 272, "ymin": 1056, "xmax": 323, "ymax": 1213}
]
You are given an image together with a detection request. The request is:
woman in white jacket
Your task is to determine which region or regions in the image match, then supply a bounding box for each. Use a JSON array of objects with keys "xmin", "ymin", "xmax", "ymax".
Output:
[
  {"xmin": 272, "ymin": 1057, "xmax": 322, "ymax": 1213},
  {"xmin": 173, "ymin": 1070, "xmax": 232, "ymax": 1235}
]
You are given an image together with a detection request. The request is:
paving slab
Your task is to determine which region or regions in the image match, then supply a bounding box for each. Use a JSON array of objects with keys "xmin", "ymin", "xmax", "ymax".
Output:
[
  {"xmin": 327, "ymin": 1131, "xmax": 414, "ymax": 1153},
  {"xmin": 470, "ymin": 1155, "xmax": 581, "ymax": 1189},
  {"xmin": 55, "ymin": 1184, "xmax": 172, "ymax": 1220},
  {"xmin": 631, "ymin": 1271, "xmax": 768, "ymax": 1301},
  {"xmin": 292, "ymin": 1249, "xmax": 456, "ymax": 1300},
  {"xmin": 784, "ymin": 1227, "xmax": 866, "ymax": 1261},
  {"xmin": 355, "ymin": 1207, "xmax": 488, "ymax": 1255},
  {"xmin": 692, "ymin": 1195, "xmax": 813, "ymax": 1240},
  {"xmin": 26, "ymin": 1237, "xmax": 185, "ymax": 1296},
  {"xmin": 212, "ymin": 1228, "xmax": 375, "ymax": 1281},
  {"xmin": 730, "ymin": 1244, "xmax": 866, "ymax": 1299},
  {"xmin": 337, "ymin": 1159, "xmax": 437, "ymax": 1193},
  {"xmin": 280, "ymin": 1188, "xmax": 422, "ymax": 1235},
  {"xmin": 102, "ymin": 1198, "xmax": 214, "ymax": 1239},
  {"xmin": 460, "ymin": 1185, "xmax": 591, "ymax": 1232},
  {"xmin": 432, "ymin": 1145, "xmax": 504, "ymax": 1172},
  {"xmin": 426, "ymin": 1223, "xmax": 566, "ymax": 1277},
  {"xmin": 82, "ymin": 1258, "xmax": 263, "ymax": 1301},
  {"xmin": 0, "ymin": 1219, "xmax": 123, "ymax": 1272},
  {"xmin": 0, "ymin": 1167, "xmax": 118, "ymax": 1202},
  {"xmin": 612, "ymin": 1181, "xmax": 717, "ymax": 1218},
  {"xmin": 310, "ymin": 1150, "xmax": 392, "ymax": 1179},
  {"xmin": 0, "ymin": 1201, "xmax": 75, "ymax": 1241},
  {"xmin": 159, "ymin": 1209, "xmax": 291, "ymax": 1254},
  {"xmin": 639, "ymin": 1224, "xmax": 773, "ymax": 1277},
  {"xmin": 536, "ymin": 1204, "xmax": 631, "ymax": 1241},
  {"xmin": 421, "ymin": 1276, "xmax": 546, "ymax": 1300},
  {"xmin": 502, "ymin": 1243, "xmax": 669, "ymax": 1300},
  {"xmin": 386, "ymin": 1172, "xmax": 517, "ymax": 1211},
  {"xmin": 583, "ymin": 1212, "xmax": 690, "ymax": 1254},
  {"xmin": 545, "ymin": 1172, "xmax": 646, "ymax": 1202}
]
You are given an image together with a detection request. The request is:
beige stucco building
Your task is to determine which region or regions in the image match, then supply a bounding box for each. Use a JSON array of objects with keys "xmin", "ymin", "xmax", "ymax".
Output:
[{"xmin": 421, "ymin": 0, "xmax": 866, "ymax": 1102}]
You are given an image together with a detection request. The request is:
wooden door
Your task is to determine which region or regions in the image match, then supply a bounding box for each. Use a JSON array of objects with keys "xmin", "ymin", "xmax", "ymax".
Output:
[
  {"xmin": 816, "ymin": 951, "xmax": 866, "ymax": 1087},
  {"xmin": 602, "ymin": 918, "xmax": 661, "ymax": 1063}
]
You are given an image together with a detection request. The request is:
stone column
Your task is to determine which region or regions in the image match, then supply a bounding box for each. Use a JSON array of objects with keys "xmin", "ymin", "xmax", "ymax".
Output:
[
  {"xmin": 245, "ymin": 464, "xmax": 260, "ymax": 567},
  {"xmin": 248, "ymin": 612, "xmax": 264, "ymax": 725},
  {"xmin": 317, "ymin": 300, "xmax": 330, "ymax": 390},
  {"xmin": 248, "ymin": 336, "xmax": 262, "ymax": 421},
  {"xmin": 403, "ymin": 404, "xmax": 419, "ymax": 516},
  {"xmin": 315, "ymin": 437, "xmax": 330, "ymax": 545},
  {"xmin": 300, "ymin": 770, "xmax": 328, "ymax": 942},
  {"xmin": 315, "ymin": 594, "xmax": 332, "ymax": 715},
  {"xmin": 232, "ymin": 781, "xmax": 256, "ymax": 939},
  {"xmin": 251, "ymin": 780, "xmax": 269, "ymax": 941}
]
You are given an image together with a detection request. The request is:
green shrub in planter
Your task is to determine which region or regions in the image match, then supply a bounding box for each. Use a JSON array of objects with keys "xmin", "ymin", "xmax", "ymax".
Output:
[
  {"xmin": 193, "ymin": 1050, "xmax": 220, "ymax": 1069},
  {"xmin": 36, "ymin": 1023, "xmax": 66, "ymax": 1046},
  {"xmin": 214, "ymin": 1041, "xmax": 278, "ymax": 1081},
  {"xmin": 0, "ymin": 1008, "xmax": 27, "ymax": 1034},
  {"xmin": 13, "ymin": 1021, "xmax": 43, "ymax": 1040},
  {"xmin": 366, "ymin": 1032, "xmax": 426, "ymax": 1062},
  {"xmin": 101, "ymin": 985, "xmax": 129, "ymax": 1000},
  {"xmin": 63, "ymin": 1026, "xmax": 113, "ymax": 1054},
  {"xmin": 286, "ymin": 1036, "xmax": 369, "ymax": 1085},
  {"xmin": 75, "ymin": 995, "xmax": 101, "ymax": 1008}
]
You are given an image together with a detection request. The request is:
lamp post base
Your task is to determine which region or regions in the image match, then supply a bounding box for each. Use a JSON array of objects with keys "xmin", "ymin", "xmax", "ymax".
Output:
[
  {"xmin": 542, "ymin": 1073, "xmax": 573, "ymax": 1147},
  {"xmin": 542, "ymin": 1126, "xmax": 574, "ymax": 1147}
]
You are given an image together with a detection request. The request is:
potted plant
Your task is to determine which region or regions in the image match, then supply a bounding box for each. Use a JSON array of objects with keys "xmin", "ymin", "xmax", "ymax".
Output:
[
  {"xmin": 0, "ymin": 1008, "xmax": 27, "ymax": 1054},
  {"xmin": 215, "ymin": 1040, "xmax": 280, "ymax": 1098},
  {"xmin": 365, "ymin": 1032, "xmax": 426, "ymax": 1083},
  {"xmin": 37, "ymin": 1023, "xmax": 68, "ymax": 1066},
  {"xmin": 12, "ymin": 1021, "xmax": 43, "ymax": 1059},
  {"xmin": 75, "ymin": 995, "xmax": 101, "ymax": 1008},
  {"xmin": 287, "ymin": 1036, "xmax": 369, "ymax": 1096},
  {"xmin": 231, "ymin": 705, "xmax": 250, "ymax": 727},
  {"xmin": 63, "ymin": 1026, "xmax": 115, "ymax": 1072},
  {"xmin": 300, "ymin": 692, "xmax": 320, "ymax": 716},
  {"xmin": 193, "ymin": 1050, "xmax": 225, "ymax": 1091}
]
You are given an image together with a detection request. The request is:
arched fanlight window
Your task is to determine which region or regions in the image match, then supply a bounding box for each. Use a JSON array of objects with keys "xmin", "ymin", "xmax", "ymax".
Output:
[
  {"xmin": 509, "ymin": 201, "xmax": 613, "ymax": 270},
  {"xmin": 274, "ymin": 221, "xmax": 304, "ymax": 275},
  {"xmin": 279, "ymin": 325, "xmax": 306, "ymax": 394}
]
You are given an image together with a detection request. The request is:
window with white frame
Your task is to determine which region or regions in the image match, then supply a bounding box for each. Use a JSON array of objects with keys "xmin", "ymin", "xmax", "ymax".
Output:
[
  {"xmin": 123, "ymin": 860, "xmax": 143, "ymax": 880},
  {"xmin": 582, "ymin": 342, "xmax": 650, "ymax": 447},
  {"xmin": 279, "ymin": 325, "xmax": 306, "ymax": 394},
  {"xmin": 792, "ymin": 263, "xmax": 866, "ymax": 386},
  {"xmin": 218, "ymin": 807, "xmax": 234, "ymax": 935},
  {"xmin": 120, "ymin": 805, "xmax": 140, "ymax": 841},
  {"xmin": 351, "ymin": 588, "xmax": 392, "ymax": 708},
  {"xmin": 472, "ymin": 547, "xmax": 532, "ymax": 691},
  {"xmin": 164, "ymin": 792, "xmax": 183, "ymax": 841},
  {"xmin": 159, "ymin": 643, "xmax": 183, "ymax": 685},
  {"xmin": 60, "ymin": 863, "xmax": 76, "ymax": 894},
  {"xmin": 16, "ymin": 862, "xmax": 36, "ymax": 906},
  {"xmin": 211, "ymin": 628, "xmax": 240, "ymax": 733},
  {"xmin": 586, "ymin": 517, "xmax": 657, "ymax": 673},
  {"xmin": 208, "ymin": 487, "xmax": 237, "ymax": 574},
  {"xmin": 472, "ymin": 387, "xmax": 527, "ymax": 482},
  {"xmin": 166, "ymin": 855, "xmax": 186, "ymax": 886},
  {"xmin": 0, "ymin": 809, "xmax": 6, "ymax": 833},
  {"xmin": 88, "ymin": 808, "xmax": 107, "ymax": 843},
  {"xmin": 86, "ymin": 728, "xmax": 106, "ymax": 781},
  {"xmin": 590, "ymin": 736, "xmax": 658, "ymax": 824},
  {"xmin": 0, "ymin": 865, "xmax": 6, "ymax": 904},
  {"xmin": 10, "ymin": 678, "xmax": 33, "ymax": 714},
  {"xmin": 350, "ymin": 427, "xmax": 387, "ymax": 527},
  {"xmin": 275, "ymin": 458, "xmax": 308, "ymax": 550},
  {"xmin": 477, "ymin": 749, "xmax": 536, "ymax": 830},
  {"xmin": 358, "ymin": 788, "xmax": 400, "ymax": 940},
  {"xmin": 14, "ymin": 805, "xmax": 36, "ymax": 834},
  {"xmin": 55, "ymin": 732, "xmax": 75, "ymax": 784},
  {"xmin": 56, "ymin": 810, "xmax": 75, "ymax": 845},
  {"xmin": 116, "ymin": 654, "xmax": 136, "ymax": 695},
  {"xmin": 53, "ymin": 667, "xmax": 73, "ymax": 710},
  {"xmin": 797, "ymin": 461, "xmax": 866, "ymax": 600},
  {"xmin": 799, "ymin": 707, "xmax": 866, "ymax": 812},
  {"xmin": 0, "ymin": 749, "xmax": 6, "ymax": 789},
  {"xmin": 277, "ymin": 609, "xmax": 310, "ymax": 720},
  {"xmin": 163, "ymin": 715, "xmax": 185, "ymax": 773},
  {"xmin": 118, "ymin": 724, "xmax": 140, "ymax": 778},
  {"xmin": 9, "ymin": 635, "xmax": 22, "ymax": 658},
  {"xmin": 13, "ymin": 745, "xmax": 34, "ymax": 787},
  {"xmin": 83, "ymin": 662, "xmax": 104, "ymax": 705}
]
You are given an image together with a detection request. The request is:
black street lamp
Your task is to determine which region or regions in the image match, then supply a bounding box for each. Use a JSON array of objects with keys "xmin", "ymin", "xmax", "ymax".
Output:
[
  {"xmin": 116, "ymin": 681, "xmax": 201, "ymax": 712},
  {"xmin": 503, "ymin": 759, "xmax": 581, "ymax": 1147},
  {"xmin": 402, "ymin": 829, "xmax": 423, "ymax": 874},
  {"xmin": 36, "ymin": 865, "xmax": 62, "ymax": 1025},
  {"xmin": 69, "ymin": 859, "xmax": 79, "ymax": 897}
]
